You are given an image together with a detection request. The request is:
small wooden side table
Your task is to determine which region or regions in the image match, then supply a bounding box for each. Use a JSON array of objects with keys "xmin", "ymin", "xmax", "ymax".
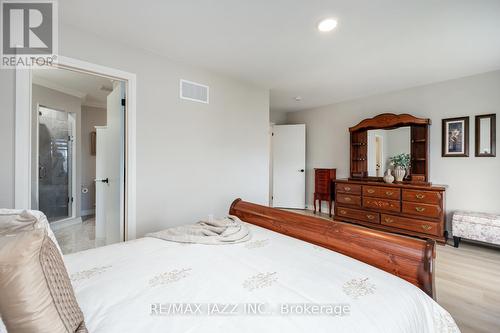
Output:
[{"xmin": 313, "ymin": 168, "xmax": 336, "ymax": 217}]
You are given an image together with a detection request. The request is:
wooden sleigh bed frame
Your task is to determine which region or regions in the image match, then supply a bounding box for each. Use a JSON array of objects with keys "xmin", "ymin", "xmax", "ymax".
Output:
[{"xmin": 229, "ymin": 199, "xmax": 436, "ymax": 298}]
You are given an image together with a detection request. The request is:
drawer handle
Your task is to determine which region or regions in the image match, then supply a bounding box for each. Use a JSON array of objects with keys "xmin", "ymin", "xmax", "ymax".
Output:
[
  {"xmin": 344, "ymin": 197, "xmax": 352, "ymax": 202},
  {"xmin": 415, "ymin": 207, "xmax": 426, "ymax": 212},
  {"xmin": 415, "ymin": 194, "xmax": 425, "ymax": 199},
  {"xmin": 384, "ymin": 217, "xmax": 394, "ymax": 223},
  {"xmin": 372, "ymin": 200, "xmax": 387, "ymax": 208},
  {"xmin": 366, "ymin": 214, "xmax": 375, "ymax": 220},
  {"xmin": 421, "ymin": 224, "xmax": 432, "ymax": 231},
  {"xmin": 385, "ymin": 191, "xmax": 394, "ymax": 196},
  {"xmin": 367, "ymin": 189, "xmax": 375, "ymax": 194},
  {"xmin": 344, "ymin": 187, "xmax": 351, "ymax": 192},
  {"xmin": 340, "ymin": 210, "xmax": 347, "ymax": 214}
]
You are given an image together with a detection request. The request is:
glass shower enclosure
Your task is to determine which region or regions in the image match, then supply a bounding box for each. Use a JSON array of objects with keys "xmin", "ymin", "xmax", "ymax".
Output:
[{"xmin": 38, "ymin": 106, "xmax": 75, "ymax": 222}]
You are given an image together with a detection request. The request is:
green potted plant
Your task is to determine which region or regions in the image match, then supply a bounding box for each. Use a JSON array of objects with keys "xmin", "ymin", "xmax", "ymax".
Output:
[{"xmin": 389, "ymin": 153, "xmax": 411, "ymax": 182}]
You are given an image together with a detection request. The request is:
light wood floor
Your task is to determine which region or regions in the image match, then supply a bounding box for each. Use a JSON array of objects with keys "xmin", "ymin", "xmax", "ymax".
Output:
[
  {"xmin": 436, "ymin": 242, "xmax": 500, "ymax": 333},
  {"xmin": 287, "ymin": 209, "xmax": 500, "ymax": 333}
]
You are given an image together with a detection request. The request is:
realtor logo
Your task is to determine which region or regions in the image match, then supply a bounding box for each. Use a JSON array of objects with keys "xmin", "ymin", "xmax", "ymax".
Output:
[{"xmin": 1, "ymin": 0, "xmax": 58, "ymax": 68}]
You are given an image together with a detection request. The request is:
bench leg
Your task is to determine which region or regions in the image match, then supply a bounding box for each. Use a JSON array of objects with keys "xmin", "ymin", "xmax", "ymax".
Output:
[{"xmin": 453, "ymin": 236, "xmax": 461, "ymax": 248}]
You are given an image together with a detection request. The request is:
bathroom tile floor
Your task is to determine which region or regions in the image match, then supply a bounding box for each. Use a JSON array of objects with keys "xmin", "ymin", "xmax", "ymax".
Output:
[{"xmin": 53, "ymin": 215, "xmax": 98, "ymax": 254}]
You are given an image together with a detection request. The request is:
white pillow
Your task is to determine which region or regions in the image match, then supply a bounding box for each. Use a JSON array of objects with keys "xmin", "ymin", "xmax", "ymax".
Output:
[
  {"xmin": 0, "ymin": 318, "xmax": 6, "ymax": 333},
  {"xmin": 0, "ymin": 209, "xmax": 62, "ymax": 255},
  {"xmin": 0, "ymin": 210, "xmax": 37, "ymax": 235},
  {"xmin": 0, "ymin": 209, "xmax": 64, "ymax": 332}
]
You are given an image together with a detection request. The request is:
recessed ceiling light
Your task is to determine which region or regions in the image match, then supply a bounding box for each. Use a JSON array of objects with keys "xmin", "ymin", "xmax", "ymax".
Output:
[
  {"xmin": 317, "ymin": 18, "xmax": 337, "ymax": 32},
  {"xmin": 295, "ymin": 96, "xmax": 302, "ymax": 102}
]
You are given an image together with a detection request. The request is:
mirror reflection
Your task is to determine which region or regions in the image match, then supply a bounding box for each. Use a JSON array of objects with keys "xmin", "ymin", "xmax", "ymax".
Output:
[
  {"xmin": 479, "ymin": 117, "xmax": 491, "ymax": 154},
  {"xmin": 367, "ymin": 127, "xmax": 410, "ymax": 177}
]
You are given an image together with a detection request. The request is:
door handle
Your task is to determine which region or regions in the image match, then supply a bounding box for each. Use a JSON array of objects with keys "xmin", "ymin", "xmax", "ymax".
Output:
[
  {"xmin": 95, "ymin": 178, "xmax": 109, "ymax": 184},
  {"xmin": 299, "ymin": 169, "xmax": 305, "ymax": 172},
  {"xmin": 39, "ymin": 165, "xmax": 47, "ymax": 179}
]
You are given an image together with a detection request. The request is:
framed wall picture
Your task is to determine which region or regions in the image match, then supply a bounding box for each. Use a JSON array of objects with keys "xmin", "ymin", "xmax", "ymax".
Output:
[
  {"xmin": 442, "ymin": 117, "xmax": 469, "ymax": 157},
  {"xmin": 475, "ymin": 114, "xmax": 496, "ymax": 157}
]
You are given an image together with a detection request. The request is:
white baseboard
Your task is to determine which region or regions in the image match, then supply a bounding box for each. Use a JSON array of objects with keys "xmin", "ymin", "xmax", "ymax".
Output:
[
  {"xmin": 81, "ymin": 209, "xmax": 95, "ymax": 217},
  {"xmin": 50, "ymin": 217, "xmax": 83, "ymax": 231},
  {"xmin": 306, "ymin": 203, "xmax": 330, "ymax": 211}
]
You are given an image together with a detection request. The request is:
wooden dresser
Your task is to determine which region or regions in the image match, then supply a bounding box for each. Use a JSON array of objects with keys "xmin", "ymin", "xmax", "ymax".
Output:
[
  {"xmin": 335, "ymin": 179, "xmax": 446, "ymax": 243},
  {"xmin": 313, "ymin": 168, "xmax": 336, "ymax": 217}
]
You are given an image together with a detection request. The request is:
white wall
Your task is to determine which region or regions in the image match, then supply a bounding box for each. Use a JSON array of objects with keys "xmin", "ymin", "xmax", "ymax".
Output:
[
  {"xmin": 386, "ymin": 127, "xmax": 411, "ymax": 163},
  {"xmin": 286, "ymin": 70, "xmax": 500, "ymax": 226},
  {"xmin": 0, "ymin": 24, "xmax": 270, "ymax": 237},
  {"xmin": 31, "ymin": 84, "xmax": 83, "ymax": 217},
  {"xmin": 81, "ymin": 106, "xmax": 107, "ymax": 215},
  {"xmin": 0, "ymin": 70, "xmax": 15, "ymax": 208}
]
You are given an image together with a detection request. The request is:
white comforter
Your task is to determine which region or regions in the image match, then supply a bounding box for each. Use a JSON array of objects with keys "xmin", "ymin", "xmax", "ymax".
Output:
[{"xmin": 63, "ymin": 223, "xmax": 459, "ymax": 333}]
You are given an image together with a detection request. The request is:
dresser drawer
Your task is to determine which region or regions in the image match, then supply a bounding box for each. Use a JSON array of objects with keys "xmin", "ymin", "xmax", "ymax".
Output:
[
  {"xmin": 336, "ymin": 193, "xmax": 361, "ymax": 206},
  {"xmin": 363, "ymin": 197, "xmax": 401, "ymax": 212},
  {"xmin": 363, "ymin": 186, "xmax": 401, "ymax": 200},
  {"xmin": 381, "ymin": 214, "xmax": 440, "ymax": 236},
  {"xmin": 314, "ymin": 170, "xmax": 331, "ymax": 193},
  {"xmin": 402, "ymin": 189, "xmax": 442, "ymax": 204},
  {"xmin": 402, "ymin": 202, "xmax": 442, "ymax": 219},
  {"xmin": 336, "ymin": 183, "xmax": 361, "ymax": 195},
  {"xmin": 337, "ymin": 207, "xmax": 380, "ymax": 224}
]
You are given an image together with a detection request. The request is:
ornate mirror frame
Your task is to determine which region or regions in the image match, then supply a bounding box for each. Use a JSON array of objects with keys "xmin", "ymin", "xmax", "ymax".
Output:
[{"xmin": 349, "ymin": 113, "xmax": 431, "ymax": 183}]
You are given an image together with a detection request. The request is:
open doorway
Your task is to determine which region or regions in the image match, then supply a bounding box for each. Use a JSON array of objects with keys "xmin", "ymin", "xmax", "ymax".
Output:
[
  {"xmin": 375, "ymin": 135, "xmax": 383, "ymax": 177},
  {"xmin": 31, "ymin": 67, "xmax": 125, "ymax": 254}
]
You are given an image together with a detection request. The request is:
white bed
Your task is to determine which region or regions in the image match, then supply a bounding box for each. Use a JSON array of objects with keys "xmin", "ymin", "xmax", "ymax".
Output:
[{"xmin": 63, "ymin": 222, "xmax": 459, "ymax": 333}]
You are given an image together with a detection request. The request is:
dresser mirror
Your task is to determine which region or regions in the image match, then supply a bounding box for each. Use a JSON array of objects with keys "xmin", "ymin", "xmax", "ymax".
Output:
[
  {"xmin": 349, "ymin": 113, "xmax": 430, "ymax": 183},
  {"xmin": 367, "ymin": 127, "xmax": 410, "ymax": 177},
  {"xmin": 475, "ymin": 114, "xmax": 496, "ymax": 157}
]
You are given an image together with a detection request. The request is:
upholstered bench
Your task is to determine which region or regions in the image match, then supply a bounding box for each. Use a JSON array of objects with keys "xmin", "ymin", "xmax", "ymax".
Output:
[{"xmin": 452, "ymin": 211, "xmax": 500, "ymax": 247}]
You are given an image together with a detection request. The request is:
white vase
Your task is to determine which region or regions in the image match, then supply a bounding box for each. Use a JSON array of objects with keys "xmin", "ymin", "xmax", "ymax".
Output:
[
  {"xmin": 383, "ymin": 169, "xmax": 394, "ymax": 184},
  {"xmin": 394, "ymin": 166, "xmax": 406, "ymax": 182}
]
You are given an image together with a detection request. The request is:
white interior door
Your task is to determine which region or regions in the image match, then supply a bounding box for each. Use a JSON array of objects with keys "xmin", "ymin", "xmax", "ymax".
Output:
[
  {"xmin": 272, "ymin": 124, "xmax": 306, "ymax": 209},
  {"xmin": 95, "ymin": 126, "xmax": 107, "ymax": 244},
  {"xmin": 95, "ymin": 82, "xmax": 125, "ymax": 245}
]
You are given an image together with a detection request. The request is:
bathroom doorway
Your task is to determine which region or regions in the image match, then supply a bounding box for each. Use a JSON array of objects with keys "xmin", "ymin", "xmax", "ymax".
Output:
[
  {"xmin": 15, "ymin": 56, "xmax": 137, "ymax": 252},
  {"xmin": 31, "ymin": 67, "xmax": 125, "ymax": 254}
]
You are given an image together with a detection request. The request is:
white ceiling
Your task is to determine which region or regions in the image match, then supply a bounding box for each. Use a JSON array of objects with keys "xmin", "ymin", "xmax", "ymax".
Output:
[
  {"xmin": 33, "ymin": 68, "xmax": 113, "ymax": 108},
  {"xmin": 60, "ymin": 0, "xmax": 500, "ymax": 112}
]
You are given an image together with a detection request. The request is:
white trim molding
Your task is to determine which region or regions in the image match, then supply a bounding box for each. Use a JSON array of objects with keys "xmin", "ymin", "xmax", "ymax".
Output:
[
  {"xmin": 15, "ymin": 67, "xmax": 32, "ymax": 209},
  {"xmin": 15, "ymin": 56, "xmax": 137, "ymax": 241},
  {"xmin": 80, "ymin": 209, "xmax": 96, "ymax": 217},
  {"xmin": 49, "ymin": 217, "xmax": 83, "ymax": 231}
]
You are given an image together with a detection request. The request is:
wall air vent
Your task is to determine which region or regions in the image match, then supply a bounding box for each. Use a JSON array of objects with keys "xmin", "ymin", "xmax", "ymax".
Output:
[{"xmin": 180, "ymin": 79, "xmax": 209, "ymax": 104}]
